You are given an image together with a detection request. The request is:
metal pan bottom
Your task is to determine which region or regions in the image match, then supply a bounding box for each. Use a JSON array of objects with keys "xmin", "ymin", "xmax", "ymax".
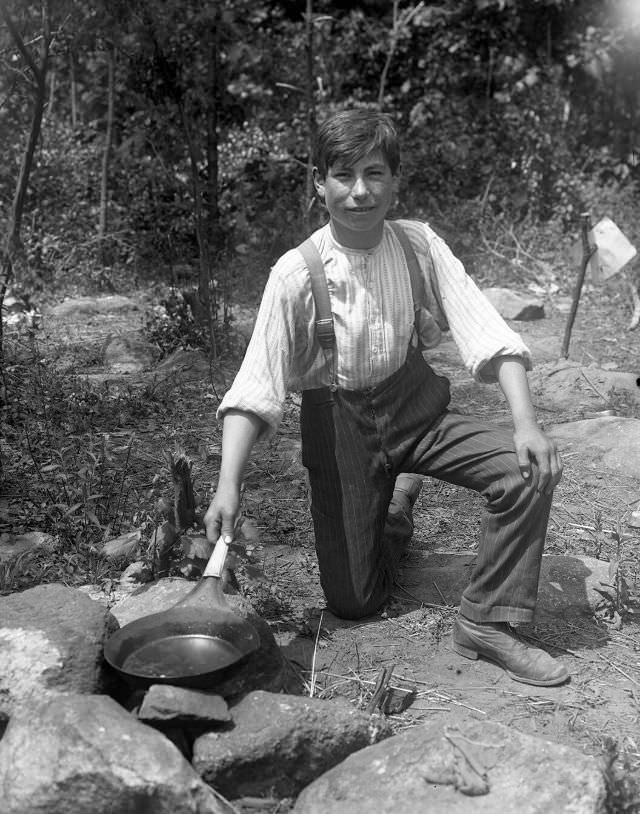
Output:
[{"xmin": 121, "ymin": 634, "xmax": 244, "ymax": 679}]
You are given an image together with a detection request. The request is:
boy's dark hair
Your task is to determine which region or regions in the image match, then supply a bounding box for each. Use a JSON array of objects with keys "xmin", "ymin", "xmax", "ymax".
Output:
[{"xmin": 313, "ymin": 109, "xmax": 401, "ymax": 177}]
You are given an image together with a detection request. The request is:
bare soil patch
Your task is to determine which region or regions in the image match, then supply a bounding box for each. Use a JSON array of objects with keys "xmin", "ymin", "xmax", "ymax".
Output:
[{"xmin": 3, "ymin": 280, "xmax": 640, "ymax": 810}]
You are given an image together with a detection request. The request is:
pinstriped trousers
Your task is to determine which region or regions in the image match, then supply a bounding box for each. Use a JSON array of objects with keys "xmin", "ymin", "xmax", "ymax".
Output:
[{"xmin": 300, "ymin": 347, "xmax": 552, "ymax": 623}]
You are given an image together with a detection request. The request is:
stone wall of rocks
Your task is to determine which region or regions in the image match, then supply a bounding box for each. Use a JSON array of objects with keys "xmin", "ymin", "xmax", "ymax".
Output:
[{"xmin": 0, "ymin": 580, "xmax": 607, "ymax": 813}]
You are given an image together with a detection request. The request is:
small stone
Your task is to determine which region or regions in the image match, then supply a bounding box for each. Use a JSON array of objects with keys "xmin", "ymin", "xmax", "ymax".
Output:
[
  {"xmin": 482, "ymin": 287, "xmax": 545, "ymax": 320},
  {"xmin": 628, "ymin": 509, "xmax": 640, "ymax": 529},
  {"xmin": 138, "ymin": 684, "xmax": 230, "ymax": 726},
  {"xmin": 120, "ymin": 561, "xmax": 153, "ymax": 585}
]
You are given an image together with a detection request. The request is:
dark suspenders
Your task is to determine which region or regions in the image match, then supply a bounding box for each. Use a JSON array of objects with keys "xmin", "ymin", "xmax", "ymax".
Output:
[{"xmin": 297, "ymin": 221, "xmax": 445, "ymax": 390}]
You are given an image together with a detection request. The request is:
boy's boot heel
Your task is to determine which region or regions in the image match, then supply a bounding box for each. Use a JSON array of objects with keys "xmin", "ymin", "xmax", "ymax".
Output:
[{"xmin": 452, "ymin": 639, "xmax": 479, "ymax": 660}]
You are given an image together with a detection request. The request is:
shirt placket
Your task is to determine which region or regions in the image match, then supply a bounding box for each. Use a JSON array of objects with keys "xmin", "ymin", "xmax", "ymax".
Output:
[{"xmin": 364, "ymin": 254, "xmax": 384, "ymax": 380}]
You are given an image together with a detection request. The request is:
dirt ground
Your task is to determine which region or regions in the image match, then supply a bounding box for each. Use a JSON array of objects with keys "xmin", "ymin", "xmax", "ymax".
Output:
[
  {"xmin": 245, "ymin": 285, "xmax": 640, "ymax": 810},
  {"xmin": 7, "ymin": 276, "xmax": 640, "ymax": 809}
]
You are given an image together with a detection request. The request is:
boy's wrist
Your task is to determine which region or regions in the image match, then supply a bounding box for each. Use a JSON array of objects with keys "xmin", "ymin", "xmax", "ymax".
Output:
[
  {"xmin": 217, "ymin": 472, "xmax": 243, "ymax": 493},
  {"xmin": 512, "ymin": 417, "xmax": 542, "ymax": 434}
]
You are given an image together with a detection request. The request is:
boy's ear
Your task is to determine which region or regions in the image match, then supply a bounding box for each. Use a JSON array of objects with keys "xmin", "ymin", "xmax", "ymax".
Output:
[{"xmin": 312, "ymin": 166, "xmax": 325, "ymax": 199}]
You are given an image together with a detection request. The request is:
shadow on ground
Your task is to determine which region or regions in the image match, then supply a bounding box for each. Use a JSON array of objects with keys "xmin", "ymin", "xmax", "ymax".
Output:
[{"xmin": 274, "ymin": 551, "xmax": 639, "ymax": 770}]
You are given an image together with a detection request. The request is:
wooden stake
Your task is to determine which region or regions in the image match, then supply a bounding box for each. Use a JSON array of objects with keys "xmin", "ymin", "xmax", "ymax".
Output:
[{"xmin": 561, "ymin": 212, "xmax": 596, "ymax": 359}]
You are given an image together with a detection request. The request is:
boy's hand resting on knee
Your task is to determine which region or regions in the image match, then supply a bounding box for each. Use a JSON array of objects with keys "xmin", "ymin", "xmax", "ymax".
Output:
[
  {"xmin": 493, "ymin": 355, "xmax": 563, "ymax": 496},
  {"xmin": 513, "ymin": 425, "xmax": 563, "ymax": 495}
]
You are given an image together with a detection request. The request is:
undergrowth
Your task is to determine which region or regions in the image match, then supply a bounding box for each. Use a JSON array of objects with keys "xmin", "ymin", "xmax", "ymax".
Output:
[
  {"xmin": 603, "ymin": 737, "xmax": 640, "ymax": 814},
  {"xmin": 0, "ymin": 337, "xmax": 171, "ymax": 592}
]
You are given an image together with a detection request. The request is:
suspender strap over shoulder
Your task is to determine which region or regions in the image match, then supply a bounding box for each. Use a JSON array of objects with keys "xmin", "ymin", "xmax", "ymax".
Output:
[
  {"xmin": 297, "ymin": 237, "xmax": 338, "ymax": 389},
  {"xmin": 388, "ymin": 221, "xmax": 426, "ymax": 316},
  {"xmin": 389, "ymin": 221, "xmax": 449, "ymax": 333},
  {"xmin": 297, "ymin": 238, "xmax": 335, "ymax": 351}
]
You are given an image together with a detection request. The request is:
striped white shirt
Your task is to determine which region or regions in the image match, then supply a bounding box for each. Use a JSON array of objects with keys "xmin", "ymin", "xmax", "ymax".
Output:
[{"xmin": 218, "ymin": 219, "xmax": 531, "ymax": 440}]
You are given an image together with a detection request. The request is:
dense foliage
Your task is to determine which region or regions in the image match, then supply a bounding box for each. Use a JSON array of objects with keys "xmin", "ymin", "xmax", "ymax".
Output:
[{"xmin": 0, "ymin": 0, "xmax": 638, "ymax": 318}]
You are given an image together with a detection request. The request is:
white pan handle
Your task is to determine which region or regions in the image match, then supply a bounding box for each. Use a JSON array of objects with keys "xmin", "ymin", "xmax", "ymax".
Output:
[{"xmin": 203, "ymin": 536, "xmax": 228, "ymax": 578}]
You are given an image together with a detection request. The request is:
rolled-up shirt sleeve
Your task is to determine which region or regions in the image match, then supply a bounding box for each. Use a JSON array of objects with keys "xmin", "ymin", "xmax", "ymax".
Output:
[
  {"xmin": 428, "ymin": 233, "xmax": 532, "ymax": 383},
  {"xmin": 217, "ymin": 260, "xmax": 300, "ymax": 442}
]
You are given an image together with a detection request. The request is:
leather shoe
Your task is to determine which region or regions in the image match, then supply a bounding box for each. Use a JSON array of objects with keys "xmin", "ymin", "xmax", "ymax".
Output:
[
  {"xmin": 452, "ymin": 615, "xmax": 569, "ymax": 687},
  {"xmin": 384, "ymin": 474, "xmax": 423, "ymax": 546}
]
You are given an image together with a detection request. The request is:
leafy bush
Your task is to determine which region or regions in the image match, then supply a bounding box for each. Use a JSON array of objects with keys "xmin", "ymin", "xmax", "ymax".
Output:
[
  {"xmin": 144, "ymin": 288, "xmax": 208, "ymax": 358},
  {"xmin": 1, "ymin": 352, "xmax": 170, "ymax": 575}
]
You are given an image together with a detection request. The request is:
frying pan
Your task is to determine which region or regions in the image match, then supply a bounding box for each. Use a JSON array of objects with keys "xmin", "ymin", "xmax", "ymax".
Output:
[{"xmin": 104, "ymin": 536, "xmax": 260, "ymax": 689}]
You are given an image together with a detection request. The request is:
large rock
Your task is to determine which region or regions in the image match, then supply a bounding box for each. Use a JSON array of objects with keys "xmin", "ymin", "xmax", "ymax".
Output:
[
  {"xmin": 294, "ymin": 718, "xmax": 606, "ymax": 813},
  {"xmin": 102, "ymin": 331, "xmax": 157, "ymax": 373},
  {"xmin": 482, "ymin": 288, "xmax": 545, "ymax": 320},
  {"xmin": 530, "ymin": 362, "xmax": 640, "ymax": 414},
  {"xmin": 108, "ymin": 578, "xmax": 300, "ymax": 697},
  {"xmin": 193, "ymin": 690, "xmax": 392, "ymax": 798},
  {"xmin": 0, "ymin": 530, "xmax": 55, "ymax": 564},
  {"xmin": 548, "ymin": 416, "xmax": 640, "ymax": 479},
  {"xmin": 0, "ymin": 694, "xmax": 226, "ymax": 814},
  {"xmin": 0, "ymin": 584, "xmax": 118, "ymax": 719},
  {"xmin": 46, "ymin": 295, "xmax": 139, "ymax": 318}
]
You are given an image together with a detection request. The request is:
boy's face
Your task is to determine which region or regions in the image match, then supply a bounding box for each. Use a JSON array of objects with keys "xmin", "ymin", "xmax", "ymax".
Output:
[{"xmin": 313, "ymin": 150, "xmax": 397, "ymax": 249}]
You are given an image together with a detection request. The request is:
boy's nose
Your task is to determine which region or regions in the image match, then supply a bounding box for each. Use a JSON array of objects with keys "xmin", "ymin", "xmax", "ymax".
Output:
[{"xmin": 352, "ymin": 177, "xmax": 369, "ymax": 198}]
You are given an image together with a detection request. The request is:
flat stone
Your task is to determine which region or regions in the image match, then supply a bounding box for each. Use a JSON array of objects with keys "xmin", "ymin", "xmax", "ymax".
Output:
[
  {"xmin": 0, "ymin": 694, "xmax": 226, "ymax": 814},
  {"xmin": 46, "ymin": 295, "xmax": 139, "ymax": 317},
  {"xmin": 192, "ymin": 690, "xmax": 392, "ymax": 798},
  {"xmin": 530, "ymin": 362, "xmax": 640, "ymax": 413},
  {"xmin": 294, "ymin": 717, "xmax": 605, "ymax": 813},
  {"xmin": 547, "ymin": 416, "xmax": 640, "ymax": 479},
  {"xmin": 0, "ymin": 584, "xmax": 119, "ymax": 719},
  {"xmin": 155, "ymin": 348, "xmax": 211, "ymax": 380},
  {"xmin": 138, "ymin": 684, "xmax": 230, "ymax": 726},
  {"xmin": 482, "ymin": 287, "xmax": 545, "ymax": 320},
  {"xmin": 102, "ymin": 332, "xmax": 157, "ymax": 373},
  {"xmin": 0, "ymin": 530, "xmax": 56, "ymax": 564}
]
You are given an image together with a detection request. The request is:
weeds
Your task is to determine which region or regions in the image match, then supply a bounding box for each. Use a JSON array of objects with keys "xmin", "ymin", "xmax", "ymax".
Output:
[
  {"xmin": 1, "ymin": 347, "xmax": 170, "ymax": 592},
  {"xmin": 606, "ymin": 386, "xmax": 640, "ymax": 420},
  {"xmin": 603, "ymin": 737, "xmax": 640, "ymax": 814}
]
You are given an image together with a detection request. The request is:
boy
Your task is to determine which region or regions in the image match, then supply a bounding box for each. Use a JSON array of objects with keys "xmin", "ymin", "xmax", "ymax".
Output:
[{"xmin": 204, "ymin": 109, "xmax": 567, "ymax": 687}]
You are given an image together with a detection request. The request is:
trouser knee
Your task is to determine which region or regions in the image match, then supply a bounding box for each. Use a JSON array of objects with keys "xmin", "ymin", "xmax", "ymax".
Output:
[
  {"xmin": 322, "ymin": 582, "xmax": 388, "ymax": 621},
  {"xmin": 490, "ymin": 465, "xmax": 551, "ymax": 514}
]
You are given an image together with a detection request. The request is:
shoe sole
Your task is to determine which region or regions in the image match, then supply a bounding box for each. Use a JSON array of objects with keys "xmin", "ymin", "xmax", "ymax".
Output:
[{"xmin": 452, "ymin": 639, "xmax": 569, "ymax": 687}]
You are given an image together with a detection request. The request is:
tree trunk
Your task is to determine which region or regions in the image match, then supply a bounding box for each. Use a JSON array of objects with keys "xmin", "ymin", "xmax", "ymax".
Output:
[
  {"xmin": 303, "ymin": 0, "xmax": 316, "ymax": 234},
  {"xmin": 99, "ymin": 44, "xmax": 116, "ymax": 264},
  {"xmin": 0, "ymin": 0, "xmax": 52, "ymax": 356},
  {"xmin": 69, "ymin": 47, "xmax": 78, "ymax": 129},
  {"xmin": 201, "ymin": 11, "xmax": 220, "ymax": 346},
  {"xmin": 47, "ymin": 65, "xmax": 56, "ymax": 117}
]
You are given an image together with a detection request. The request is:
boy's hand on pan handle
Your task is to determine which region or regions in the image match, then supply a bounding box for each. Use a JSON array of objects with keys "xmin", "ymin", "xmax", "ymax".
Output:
[{"xmin": 204, "ymin": 482, "xmax": 242, "ymax": 544}]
